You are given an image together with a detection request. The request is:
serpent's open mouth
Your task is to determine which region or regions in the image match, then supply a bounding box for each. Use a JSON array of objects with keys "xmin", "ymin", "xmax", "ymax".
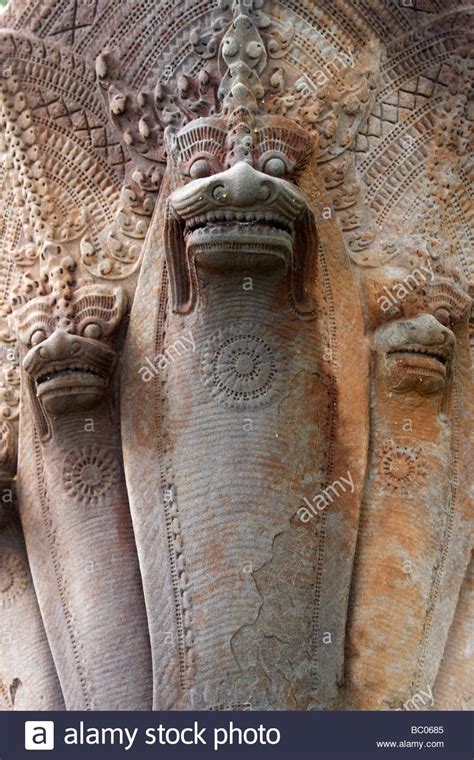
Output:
[
  {"xmin": 184, "ymin": 213, "xmax": 294, "ymax": 260},
  {"xmin": 37, "ymin": 365, "xmax": 106, "ymax": 385},
  {"xmin": 166, "ymin": 163, "xmax": 315, "ymax": 313},
  {"xmin": 35, "ymin": 363, "xmax": 108, "ymax": 397}
]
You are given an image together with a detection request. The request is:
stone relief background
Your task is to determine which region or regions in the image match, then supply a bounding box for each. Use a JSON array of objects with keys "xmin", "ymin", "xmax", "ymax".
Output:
[{"xmin": 0, "ymin": 0, "xmax": 472, "ymax": 711}]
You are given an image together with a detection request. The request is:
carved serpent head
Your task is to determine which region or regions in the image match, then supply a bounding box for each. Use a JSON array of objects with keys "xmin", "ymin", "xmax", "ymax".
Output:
[
  {"xmin": 11, "ymin": 270, "xmax": 125, "ymax": 418},
  {"xmin": 164, "ymin": 113, "xmax": 317, "ymax": 314},
  {"xmin": 97, "ymin": 4, "xmax": 322, "ymax": 318},
  {"xmin": 365, "ymin": 252, "xmax": 471, "ymax": 395}
]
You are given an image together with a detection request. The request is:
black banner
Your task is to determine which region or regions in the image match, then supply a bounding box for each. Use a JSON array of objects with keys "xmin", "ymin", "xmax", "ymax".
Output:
[{"xmin": 0, "ymin": 710, "xmax": 472, "ymax": 759}]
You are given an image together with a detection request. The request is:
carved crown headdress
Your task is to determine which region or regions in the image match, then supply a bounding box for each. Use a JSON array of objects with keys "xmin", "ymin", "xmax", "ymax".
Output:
[{"xmin": 96, "ymin": 0, "xmax": 379, "ymax": 183}]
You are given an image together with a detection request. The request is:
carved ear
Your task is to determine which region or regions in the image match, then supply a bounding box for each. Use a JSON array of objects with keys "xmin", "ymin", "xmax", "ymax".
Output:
[
  {"xmin": 25, "ymin": 374, "xmax": 51, "ymax": 442},
  {"xmin": 164, "ymin": 200, "xmax": 193, "ymax": 314},
  {"xmin": 136, "ymin": 167, "xmax": 193, "ymax": 314},
  {"xmin": 292, "ymin": 207, "xmax": 318, "ymax": 314}
]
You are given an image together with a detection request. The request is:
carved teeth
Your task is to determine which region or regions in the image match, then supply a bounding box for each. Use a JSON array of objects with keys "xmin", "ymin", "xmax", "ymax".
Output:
[
  {"xmin": 36, "ymin": 365, "xmax": 107, "ymax": 385},
  {"xmin": 388, "ymin": 346, "xmax": 450, "ymax": 365},
  {"xmin": 185, "ymin": 210, "xmax": 293, "ymax": 235}
]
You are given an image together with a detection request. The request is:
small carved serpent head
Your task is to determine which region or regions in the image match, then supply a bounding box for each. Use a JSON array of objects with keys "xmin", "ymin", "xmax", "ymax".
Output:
[
  {"xmin": 365, "ymin": 252, "xmax": 471, "ymax": 395},
  {"xmin": 11, "ymin": 284, "xmax": 125, "ymax": 417}
]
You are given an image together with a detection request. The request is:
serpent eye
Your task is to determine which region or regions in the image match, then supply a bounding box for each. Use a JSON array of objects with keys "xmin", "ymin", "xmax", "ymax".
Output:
[
  {"xmin": 189, "ymin": 158, "xmax": 213, "ymax": 179},
  {"xmin": 83, "ymin": 323, "xmax": 103, "ymax": 340},
  {"xmin": 434, "ymin": 307, "xmax": 451, "ymax": 327},
  {"xmin": 30, "ymin": 329, "xmax": 47, "ymax": 347},
  {"xmin": 262, "ymin": 155, "xmax": 287, "ymax": 178}
]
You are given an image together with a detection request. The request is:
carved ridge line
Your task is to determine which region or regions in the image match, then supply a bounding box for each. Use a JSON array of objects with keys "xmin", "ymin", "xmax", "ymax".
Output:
[
  {"xmin": 381, "ymin": 32, "xmax": 465, "ymax": 76},
  {"xmin": 458, "ymin": 171, "xmax": 473, "ymax": 202},
  {"xmin": 451, "ymin": 197, "xmax": 474, "ymax": 258},
  {"xmin": 413, "ymin": 375, "xmax": 461, "ymax": 692},
  {"xmin": 109, "ymin": 1, "xmax": 194, "ymax": 70},
  {"xmin": 76, "ymin": 0, "xmax": 124, "ymax": 55},
  {"xmin": 359, "ymin": 107, "xmax": 437, "ymax": 178},
  {"xmin": 282, "ymin": 0, "xmax": 368, "ymax": 47},
  {"xmin": 0, "ymin": 200, "xmax": 16, "ymax": 306},
  {"xmin": 365, "ymin": 132, "xmax": 433, "ymax": 202},
  {"xmin": 28, "ymin": 0, "xmax": 84, "ymax": 41},
  {"xmin": 2, "ymin": 52, "xmax": 103, "ymax": 120},
  {"xmin": 41, "ymin": 145, "xmax": 116, "ymax": 225},
  {"xmin": 154, "ymin": 267, "xmax": 194, "ymax": 698},
  {"xmin": 130, "ymin": 2, "xmax": 212, "ymax": 89},
  {"xmin": 446, "ymin": 204, "xmax": 472, "ymax": 283},
  {"xmin": 162, "ymin": 494, "xmax": 193, "ymax": 693},
  {"xmin": 33, "ymin": 432, "xmax": 92, "ymax": 709},
  {"xmin": 310, "ymin": 250, "xmax": 337, "ymax": 697},
  {"xmin": 284, "ymin": 9, "xmax": 353, "ymax": 60},
  {"xmin": 32, "ymin": 115, "xmax": 123, "ymax": 190},
  {"xmin": 12, "ymin": 0, "xmax": 66, "ymax": 38},
  {"xmin": 368, "ymin": 150, "xmax": 430, "ymax": 224},
  {"xmin": 351, "ymin": 0, "xmax": 411, "ymax": 36},
  {"xmin": 0, "ymin": 680, "xmax": 13, "ymax": 710}
]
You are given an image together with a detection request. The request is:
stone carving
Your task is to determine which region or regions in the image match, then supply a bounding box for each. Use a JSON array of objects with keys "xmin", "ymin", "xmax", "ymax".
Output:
[
  {"xmin": 62, "ymin": 445, "xmax": 121, "ymax": 506},
  {"xmin": 6, "ymin": 251, "xmax": 152, "ymax": 708},
  {"xmin": 0, "ymin": 419, "xmax": 64, "ymax": 710},
  {"xmin": 12, "ymin": 257, "xmax": 125, "ymax": 426},
  {"xmin": 345, "ymin": 240, "xmax": 472, "ymax": 709},
  {"xmin": 0, "ymin": 0, "xmax": 471, "ymax": 712},
  {"xmin": 200, "ymin": 324, "xmax": 282, "ymax": 409},
  {"xmin": 379, "ymin": 439, "xmax": 428, "ymax": 496},
  {"xmin": 118, "ymin": 2, "xmax": 368, "ymax": 710}
]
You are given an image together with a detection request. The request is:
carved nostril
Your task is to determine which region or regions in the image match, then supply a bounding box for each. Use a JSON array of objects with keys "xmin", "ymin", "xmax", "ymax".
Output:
[
  {"xmin": 440, "ymin": 329, "xmax": 454, "ymax": 346},
  {"xmin": 259, "ymin": 182, "xmax": 272, "ymax": 202},
  {"xmin": 212, "ymin": 185, "xmax": 228, "ymax": 203}
]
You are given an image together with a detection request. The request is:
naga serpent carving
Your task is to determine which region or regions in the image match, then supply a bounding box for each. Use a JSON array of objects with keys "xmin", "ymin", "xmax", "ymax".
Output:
[
  {"xmin": 10, "ymin": 249, "xmax": 152, "ymax": 709},
  {"xmin": 0, "ymin": 0, "xmax": 472, "ymax": 712},
  {"xmin": 347, "ymin": 240, "xmax": 472, "ymax": 709}
]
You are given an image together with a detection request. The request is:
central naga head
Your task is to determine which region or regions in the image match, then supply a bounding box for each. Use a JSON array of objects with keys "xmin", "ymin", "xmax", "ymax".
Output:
[{"xmin": 162, "ymin": 8, "xmax": 317, "ymax": 314}]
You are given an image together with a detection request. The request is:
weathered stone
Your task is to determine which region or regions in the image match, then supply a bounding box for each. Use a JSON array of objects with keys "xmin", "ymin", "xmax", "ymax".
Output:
[
  {"xmin": 0, "ymin": 0, "xmax": 471, "ymax": 711},
  {"xmin": 0, "ymin": 420, "xmax": 63, "ymax": 710}
]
